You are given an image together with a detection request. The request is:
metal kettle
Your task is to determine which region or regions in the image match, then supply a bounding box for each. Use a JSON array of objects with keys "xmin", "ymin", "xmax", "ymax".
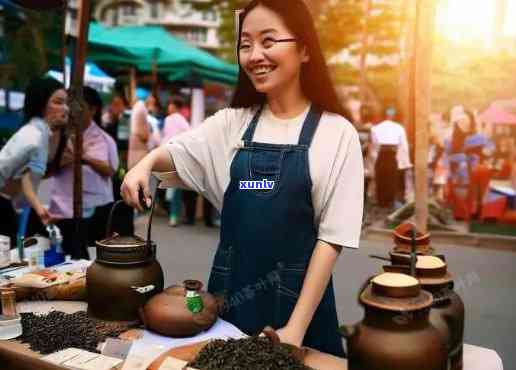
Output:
[{"xmin": 86, "ymin": 199, "xmax": 164, "ymax": 322}]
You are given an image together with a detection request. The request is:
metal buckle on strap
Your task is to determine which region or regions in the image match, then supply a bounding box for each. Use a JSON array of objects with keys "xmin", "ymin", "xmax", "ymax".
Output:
[{"xmin": 235, "ymin": 140, "xmax": 245, "ymax": 149}]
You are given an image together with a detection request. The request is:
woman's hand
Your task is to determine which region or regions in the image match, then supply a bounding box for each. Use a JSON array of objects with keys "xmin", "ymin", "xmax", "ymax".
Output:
[
  {"xmin": 275, "ymin": 325, "xmax": 304, "ymax": 348},
  {"xmin": 121, "ymin": 147, "xmax": 177, "ymax": 210},
  {"xmin": 120, "ymin": 160, "xmax": 152, "ymax": 211},
  {"xmin": 36, "ymin": 207, "xmax": 52, "ymax": 225}
]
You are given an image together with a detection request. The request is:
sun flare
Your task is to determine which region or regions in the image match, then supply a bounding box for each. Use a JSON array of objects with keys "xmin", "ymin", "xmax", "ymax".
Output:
[{"xmin": 435, "ymin": 0, "xmax": 516, "ymax": 44}]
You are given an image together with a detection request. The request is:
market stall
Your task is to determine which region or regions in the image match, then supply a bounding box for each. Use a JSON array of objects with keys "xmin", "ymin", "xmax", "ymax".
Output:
[{"xmin": 0, "ymin": 238, "xmax": 503, "ymax": 370}]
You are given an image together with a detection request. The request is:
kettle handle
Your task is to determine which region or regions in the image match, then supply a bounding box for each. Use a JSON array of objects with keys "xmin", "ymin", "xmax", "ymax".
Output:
[
  {"xmin": 145, "ymin": 185, "xmax": 159, "ymax": 250},
  {"xmin": 106, "ymin": 200, "xmax": 128, "ymax": 238},
  {"xmin": 105, "ymin": 185, "xmax": 159, "ymax": 248}
]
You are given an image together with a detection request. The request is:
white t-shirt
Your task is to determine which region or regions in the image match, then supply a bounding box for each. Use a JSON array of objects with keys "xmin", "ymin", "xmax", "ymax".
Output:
[
  {"xmin": 370, "ymin": 120, "xmax": 412, "ymax": 170},
  {"xmin": 165, "ymin": 105, "xmax": 364, "ymax": 249}
]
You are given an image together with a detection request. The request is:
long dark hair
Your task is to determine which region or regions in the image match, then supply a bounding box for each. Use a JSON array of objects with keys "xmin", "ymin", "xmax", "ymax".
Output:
[
  {"xmin": 450, "ymin": 110, "xmax": 477, "ymax": 154},
  {"xmin": 83, "ymin": 86, "xmax": 103, "ymax": 126},
  {"xmin": 23, "ymin": 77, "xmax": 64, "ymax": 123},
  {"xmin": 231, "ymin": 0, "xmax": 349, "ymax": 120}
]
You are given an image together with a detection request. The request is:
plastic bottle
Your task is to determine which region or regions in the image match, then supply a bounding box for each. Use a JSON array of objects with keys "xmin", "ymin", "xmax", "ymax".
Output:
[{"xmin": 44, "ymin": 224, "xmax": 65, "ymax": 267}]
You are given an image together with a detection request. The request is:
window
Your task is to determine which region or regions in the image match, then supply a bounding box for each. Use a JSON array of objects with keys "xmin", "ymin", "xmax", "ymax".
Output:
[
  {"xmin": 202, "ymin": 10, "xmax": 217, "ymax": 22},
  {"xmin": 0, "ymin": 13, "xmax": 4, "ymax": 38},
  {"xmin": 111, "ymin": 9, "xmax": 119, "ymax": 26},
  {"xmin": 150, "ymin": 2, "xmax": 159, "ymax": 18},
  {"xmin": 122, "ymin": 5, "xmax": 136, "ymax": 16}
]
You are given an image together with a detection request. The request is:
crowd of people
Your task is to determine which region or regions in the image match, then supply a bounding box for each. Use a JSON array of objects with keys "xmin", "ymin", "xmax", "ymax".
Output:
[
  {"xmin": 1, "ymin": 75, "xmax": 515, "ymax": 259},
  {"xmin": 0, "ymin": 77, "xmax": 217, "ymax": 259},
  {"xmin": 360, "ymin": 103, "xmax": 516, "ymax": 223}
]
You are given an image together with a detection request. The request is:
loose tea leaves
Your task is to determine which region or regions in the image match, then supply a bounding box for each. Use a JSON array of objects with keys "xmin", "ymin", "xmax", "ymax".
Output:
[
  {"xmin": 20, "ymin": 311, "xmax": 135, "ymax": 354},
  {"xmin": 188, "ymin": 336, "xmax": 311, "ymax": 370}
]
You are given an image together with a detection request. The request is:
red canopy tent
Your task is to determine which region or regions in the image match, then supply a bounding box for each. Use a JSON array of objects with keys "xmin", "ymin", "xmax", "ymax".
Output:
[{"xmin": 479, "ymin": 103, "xmax": 516, "ymax": 125}]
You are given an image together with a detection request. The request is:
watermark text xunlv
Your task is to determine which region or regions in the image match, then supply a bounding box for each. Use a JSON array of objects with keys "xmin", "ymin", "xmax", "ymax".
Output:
[{"xmin": 239, "ymin": 179, "xmax": 275, "ymax": 190}]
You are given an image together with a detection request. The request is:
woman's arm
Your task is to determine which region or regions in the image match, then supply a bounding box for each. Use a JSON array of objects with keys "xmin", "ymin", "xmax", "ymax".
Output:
[
  {"xmin": 277, "ymin": 240, "xmax": 341, "ymax": 347},
  {"xmin": 20, "ymin": 171, "xmax": 51, "ymax": 225},
  {"xmin": 121, "ymin": 145, "xmax": 176, "ymax": 210},
  {"xmin": 83, "ymin": 156, "xmax": 115, "ymax": 177}
]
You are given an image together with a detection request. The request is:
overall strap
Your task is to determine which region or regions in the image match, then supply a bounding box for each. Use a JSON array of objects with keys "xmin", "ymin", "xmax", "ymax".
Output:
[
  {"xmin": 297, "ymin": 105, "xmax": 322, "ymax": 147},
  {"xmin": 242, "ymin": 105, "xmax": 264, "ymax": 141}
]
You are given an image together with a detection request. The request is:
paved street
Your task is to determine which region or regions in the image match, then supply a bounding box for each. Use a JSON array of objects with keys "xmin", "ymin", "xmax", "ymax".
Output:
[{"xmin": 129, "ymin": 215, "xmax": 515, "ymax": 369}]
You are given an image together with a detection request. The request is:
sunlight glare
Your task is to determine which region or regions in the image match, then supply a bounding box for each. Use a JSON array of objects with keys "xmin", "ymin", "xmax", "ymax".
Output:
[{"xmin": 436, "ymin": 0, "xmax": 495, "ymax": 45}]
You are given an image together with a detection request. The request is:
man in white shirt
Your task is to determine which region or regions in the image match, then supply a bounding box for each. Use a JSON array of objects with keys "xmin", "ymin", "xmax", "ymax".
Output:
[{"xmin": 369, "ymin": 107, "xmax": 412, "ymax": 208}]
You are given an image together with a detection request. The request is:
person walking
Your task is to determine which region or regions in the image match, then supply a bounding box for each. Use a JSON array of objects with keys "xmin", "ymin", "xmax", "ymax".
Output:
[
  {"xmin": 369, "ymin": 107, "xmax": 411, "ymax": 209},
  {"xmin": 162, "ymin": 96, "xmax": 190, "ymax": 226}
]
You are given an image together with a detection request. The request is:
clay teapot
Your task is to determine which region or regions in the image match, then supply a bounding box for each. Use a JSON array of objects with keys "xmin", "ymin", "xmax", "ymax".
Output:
[
  {"xmin": 140, "ymin": 280, "xmax": 220, "ymax": 337},
  {"xmin": 340, "ymin": 272, "xmax": 447, "ymax": 370},
  {"xmin": 384, "ymin": 255, "xmax": 465, "ymax": 370},
  {"xmin": 87, "ymin": 200, "xmax": 164, "ymax": 322}
]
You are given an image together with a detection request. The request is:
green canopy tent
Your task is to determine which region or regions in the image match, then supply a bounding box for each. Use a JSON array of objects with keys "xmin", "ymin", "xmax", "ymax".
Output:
[{"xmin": 87, "ymin": 23, "xmax": 238, "ymax": 85}]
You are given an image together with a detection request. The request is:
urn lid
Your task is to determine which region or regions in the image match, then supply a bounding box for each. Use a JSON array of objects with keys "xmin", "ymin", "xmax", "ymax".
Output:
[
  {"xmin": 383, "ymin": 256, "xmax": 453, "ymax": 287},
  {"xmin": 360, "ymin": 272, "xmax": 433, "ymax": 312}
]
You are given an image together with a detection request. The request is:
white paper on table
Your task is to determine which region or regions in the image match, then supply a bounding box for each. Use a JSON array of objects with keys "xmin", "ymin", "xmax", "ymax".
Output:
[
  {"xmin": 463, "ymin": 343, "xmax": 503, "ymax": 370},
  {"xmin": 157, "ymin": 357, "xmax": 188, "ymax": 370},
  {"xmin": 42, "ymin": 348, "xmax": 123, "ymax": 370},
  {"xmin": 123, "ymin": 318, "xmax": 246, "ymax": 370}
]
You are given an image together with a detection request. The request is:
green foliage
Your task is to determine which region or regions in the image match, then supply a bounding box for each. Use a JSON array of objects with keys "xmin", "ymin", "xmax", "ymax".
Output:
[
  {"xmin": 431, "ymin": 39, "xmax": 516, "ymax": 112},
  {"xmin": 317, "ymin": 0, "xmax": 402, "ymax": 59},
  {"xmin": 3, "ymin": 8, "xmax": 64, "ymax": 90},
  {"xmin": 316, "ymin": 0, "xmax": 403, "ymax": 105}
]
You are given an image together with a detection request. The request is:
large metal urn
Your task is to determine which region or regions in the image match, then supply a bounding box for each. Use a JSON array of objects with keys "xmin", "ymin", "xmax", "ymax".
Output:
[
  {"xmin": 87, "ymin": 200, "xmax": 164, "ymax": 322},
  {"xmin": 385, "ymin": 255, "xmax": 465, "ymax": 370},
  {"xmin": 340, "ymin": 272, "xmax": 448, "ymax": 370}
]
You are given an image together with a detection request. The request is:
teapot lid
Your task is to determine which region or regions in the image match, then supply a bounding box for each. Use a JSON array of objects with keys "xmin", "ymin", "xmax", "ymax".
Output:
[{"xmin": 360, "ymin": 273, "xmax": 433, "ymax": 312}]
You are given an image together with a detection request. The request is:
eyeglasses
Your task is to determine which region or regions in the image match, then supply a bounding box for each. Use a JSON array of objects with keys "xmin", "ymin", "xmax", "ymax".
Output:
[{"xmin": 238, "ymin": 37, "xmax": 298, "ymax": 53}]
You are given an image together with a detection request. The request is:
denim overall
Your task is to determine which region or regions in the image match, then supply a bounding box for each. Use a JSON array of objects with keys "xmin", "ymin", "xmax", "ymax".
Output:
[{"xmin": 207, "ymin": 105, "xmax": 345, "ymax": 357}]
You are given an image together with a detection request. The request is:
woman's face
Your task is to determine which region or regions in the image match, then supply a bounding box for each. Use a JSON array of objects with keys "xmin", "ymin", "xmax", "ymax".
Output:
[
  {"xmin": 167, "ymin": 102, "xmax": 177, "ymax": 115},
  {"xmin": 238, "ymin": 5, "xmax": 309, "ymax": 96},
  {"xmin": 44, "ymin": 89, "xmax": 68, "ymax": 130},
  {"xmin": 456, "ymin": 115, "xmax": 471, "ymax": 133}
]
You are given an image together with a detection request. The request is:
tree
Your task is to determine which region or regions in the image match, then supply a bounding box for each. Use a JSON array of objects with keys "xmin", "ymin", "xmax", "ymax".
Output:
[
  {"xmin": 204, "ymin": 0, "xmax": 333, "ymax": 61},
  {"xmin": 317, "ymin": 0, "xmax": 404, "ymax": 110},
  {"xmin": 4, "ymin": 7, "xmax": 64, "ymax": 89}
]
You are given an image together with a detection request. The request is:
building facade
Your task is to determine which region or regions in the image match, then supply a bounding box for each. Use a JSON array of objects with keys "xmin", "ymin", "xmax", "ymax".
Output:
[{"xmin": 93, "ymin": 0, "xmax": 221, "ymax": 51}]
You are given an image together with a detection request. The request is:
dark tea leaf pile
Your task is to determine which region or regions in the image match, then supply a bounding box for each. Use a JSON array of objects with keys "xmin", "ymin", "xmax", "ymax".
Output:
[
  {"xmin": 20, "ymin": 311, "xmax": 134, "ymax": 354},
  {"xmin": 188, "ymin": 336, "xmax": 311, "ymax": 370}
]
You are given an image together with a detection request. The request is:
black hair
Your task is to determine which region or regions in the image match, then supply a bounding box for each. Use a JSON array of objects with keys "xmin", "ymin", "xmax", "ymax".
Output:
[
  {"xmin": 169, "ymin": 95, "xmax": 185, "ymax": 109},
  {"xmin": 450, "ymin": 109, "xmax": 477, "ymax": 154},
  {"xmin": 83, "ymin": 86, "xmax": 103, "ymax": 126},
  {"xmin": 231, "ymin": 0, "xmax": 350, "ymax": 120},
  {"xmin": 23, "ymin": 77, "xmax": 64, "ymax": 123}
]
